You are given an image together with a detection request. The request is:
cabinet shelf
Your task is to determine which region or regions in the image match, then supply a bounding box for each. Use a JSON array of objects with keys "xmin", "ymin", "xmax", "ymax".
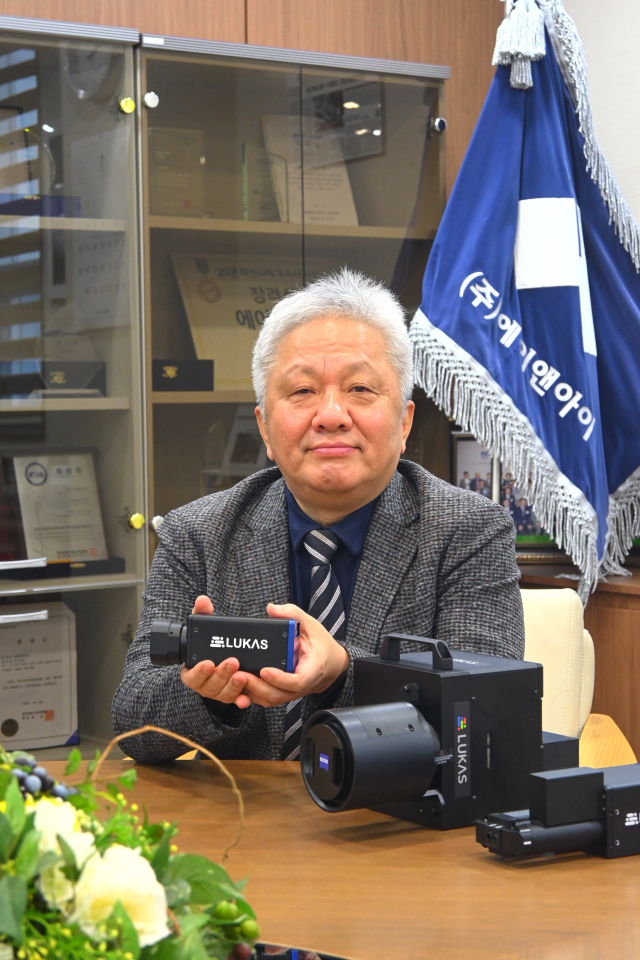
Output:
[
  {"xmin": 0, "ymin": 573, "xmax": 143, "ymax": 597},
  {"xmin": 0, "ymin": 216, "xmax": 126, "ymax": 233},
  {"xmin": 149, "ymin": 215, "xmax": 301, "ymax": 235},
  {"xmin": 148, "ymin": 215, "xmax": 436, "ymax": 240},
  {"xmin": 152, "ymin": 390, "xmax": 255, "ymax": 404},
  {"xmin": 0, "ymin": 397, "xmax": 130, "ymax": 412}
]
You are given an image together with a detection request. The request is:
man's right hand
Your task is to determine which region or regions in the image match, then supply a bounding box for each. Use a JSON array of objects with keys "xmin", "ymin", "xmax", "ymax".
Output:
[{"xmin": 180, "ymin": 595, "xmax": 252, "ymax": 709}]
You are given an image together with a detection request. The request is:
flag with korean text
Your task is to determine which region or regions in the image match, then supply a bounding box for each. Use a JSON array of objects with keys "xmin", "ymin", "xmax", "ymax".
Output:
[{"xmin": 409, "ymin": 0, "xmax": 640, "ymax": 599}]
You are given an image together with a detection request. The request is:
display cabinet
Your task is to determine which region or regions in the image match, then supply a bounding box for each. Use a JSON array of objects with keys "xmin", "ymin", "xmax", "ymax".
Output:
[
  {"xmin": 0, "ymin": 17, "xmax": 453, "ymax": 757},
  {"xmin": 136, "ymin": 35, "xmax": 451, "ymax": 523},
  {"xmin": 0, "ymin": 17, "xmax": 146, "ymax": 756}
]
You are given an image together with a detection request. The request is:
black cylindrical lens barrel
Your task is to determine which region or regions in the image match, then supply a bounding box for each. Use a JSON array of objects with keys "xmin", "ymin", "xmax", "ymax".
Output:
[
  {"xmin": 150, "ymin": 619, "xmax": 186, "ymax": 665},
  {"xmin": 301, "ymin": 702, "xmax": 440, "ymax": 812}
]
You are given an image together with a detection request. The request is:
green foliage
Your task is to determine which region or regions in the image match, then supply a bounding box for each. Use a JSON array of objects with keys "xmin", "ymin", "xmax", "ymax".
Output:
[
  {"xmin": 0, "ymin": 874, "xmax": 27, "ymax": 944},
  {"xmin": 108, "ymin": 900, "xmax": 141, "ymax": 959},
  {"xmin": 0, "ymin": 745, "xmax": 260, "ymax": 960},
  {"xmin": 0, "ymin": 812, "xmax": 12, "ymax": 862},
  {"xmin": 5, "ymin": 777, "xmax": 25, "ymax": 835},
  {"xmin": 0, "ymin": 767, "xmax": 12, "ymax": 801},
  {"xmin": 144, "ymin": 914, "xmax": 210, "ymax": 960},
  {"xmin": 22, "ymin": 905, "xmax": 139, "ymax": 960},
  {"xmin": 117, "ymin": 768, "xmax": 137, "ymax": 791},
  {"xmin": 150, "ymin": 831, "xmax": 173, "ymax": 880},
  {"xmin": 86, "ymin": 748, "xmax": 101, "ymax": 777},
  {"xmin": 162, "ymin": 855, "xmax": 241, "ymax": 905},
  {"xmin": 57, "ymin": 833, "xmax": 81, "ymax": 882},
  {"xmin": 13, "ymin": 828, "xmax": 40, "ymax": 882},
  {"xmin": 163, "ymin": 877, "xmax": 191, "ymax": 910},
  {"xmin": 64, "ymin": 747, "xmax": 82, "ymax": 777}
]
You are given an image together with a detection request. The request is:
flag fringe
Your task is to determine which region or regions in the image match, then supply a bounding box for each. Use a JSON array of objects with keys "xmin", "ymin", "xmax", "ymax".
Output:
[
  {"xmin": 410, "ymin": 313, "xmax": 599, "ymax": 603},
  {"xmin": 601, "ymin": 479, "xmax": 640, "ymax": 576}
]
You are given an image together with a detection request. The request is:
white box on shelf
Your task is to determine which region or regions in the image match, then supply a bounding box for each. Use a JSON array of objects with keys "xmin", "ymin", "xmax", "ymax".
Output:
[{"xmin": 0, "ymin": 601, "xmax": 78, "ymax": 751}]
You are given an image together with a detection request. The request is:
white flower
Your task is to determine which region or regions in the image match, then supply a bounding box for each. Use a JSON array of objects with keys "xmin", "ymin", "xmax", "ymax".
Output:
[
  {"xmin": 70, "ymin": 844, "xmax": 170, "ymax": 948},
  {"xmin": 34, "ymin": 797, "xmax": 96, "ymax": 911},
  {"xmin": 39, "ymin": 862, "xmax": 75, "ymax": 913}
]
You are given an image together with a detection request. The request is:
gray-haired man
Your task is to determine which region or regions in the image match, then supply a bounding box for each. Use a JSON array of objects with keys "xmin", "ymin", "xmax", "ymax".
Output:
[{"xmin": 112, "ymin": 269, "xmax": 524, "ymax": 763}]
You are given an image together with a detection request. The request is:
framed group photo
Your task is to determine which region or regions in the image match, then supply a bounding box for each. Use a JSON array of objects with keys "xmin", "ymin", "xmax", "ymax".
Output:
[{"xmin": 450, "ymin": 433, "xmax": 566, "ymax": 562}]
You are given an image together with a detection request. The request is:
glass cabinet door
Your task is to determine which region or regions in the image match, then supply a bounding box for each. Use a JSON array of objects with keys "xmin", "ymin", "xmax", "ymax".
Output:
[
  {"xmin": 298, "ymin": 65, "xmax": 451, "ymax": 482},
  {"xmin": 140, "ymin": 41, "xmax": 451, "ymax": 524},
  {"xmin": 0, "ymin": 21, "xmax": 145, "ymax": 755},
  {"xmin": 139, "ymin": 48, "xmax": 304, "ymax": 521}
]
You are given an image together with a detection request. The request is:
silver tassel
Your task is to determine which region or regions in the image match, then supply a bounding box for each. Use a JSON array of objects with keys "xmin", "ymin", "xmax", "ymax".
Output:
[
  {"xmin": 493, "ymin": 0, "xmax": 546, "ymax": 89},
  {"xmin": 510, "ymin": 54, "xmax": 533, "ymax": 89}
]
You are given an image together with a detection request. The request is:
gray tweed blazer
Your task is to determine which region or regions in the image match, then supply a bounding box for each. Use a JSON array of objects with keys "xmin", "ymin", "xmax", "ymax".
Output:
[{"xmin": 112, "ymin": 460, "xmax": 524, "ymax": 763}]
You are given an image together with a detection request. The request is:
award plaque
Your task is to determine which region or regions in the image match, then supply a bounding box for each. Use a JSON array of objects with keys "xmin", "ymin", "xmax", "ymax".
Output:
[
  {"xmin": 171, "ymin": 252, "xmax": 302, "ymax": 391},
  {"xmin": 148, "ymin": 127, "xmax": 205, "ymax": 216},
  {"xmin": 12, "ymin": 453, "xmax": 108, "ymax": 563}
]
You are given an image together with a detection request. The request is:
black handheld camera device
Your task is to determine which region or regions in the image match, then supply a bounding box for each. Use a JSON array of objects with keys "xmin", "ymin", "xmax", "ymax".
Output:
[
  {"xmin": 477, "ymin": 763, "xmax": 640, "ymax": 859},
  {"xmin": 150, "ymin": 614, "xmax": 299, "ymax": 675},
  {"xmin": 301, "ymin": 634, "xmax": 577, "ymax": 830}
]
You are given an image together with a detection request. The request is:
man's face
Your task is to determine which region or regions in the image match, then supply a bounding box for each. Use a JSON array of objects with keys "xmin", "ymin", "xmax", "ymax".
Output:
[{"xmin": 255, "ymin": 315, "xmax": 414, "ymax": 516}]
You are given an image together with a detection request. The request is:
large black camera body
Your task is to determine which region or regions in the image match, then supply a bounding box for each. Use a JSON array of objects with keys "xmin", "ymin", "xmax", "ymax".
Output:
[{"xmin": 301, "ymin": 635, "xmax": 575, "ymax": 830}]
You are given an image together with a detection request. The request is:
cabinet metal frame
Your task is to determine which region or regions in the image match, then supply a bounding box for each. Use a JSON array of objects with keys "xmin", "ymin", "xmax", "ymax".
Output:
[
  {"xmin": 140, "ymin": 33, "xmax": 450, "ymax": 80},
  {"xmin": 0, "ymin": 13, "xmax": 139, "ymax": 44}
]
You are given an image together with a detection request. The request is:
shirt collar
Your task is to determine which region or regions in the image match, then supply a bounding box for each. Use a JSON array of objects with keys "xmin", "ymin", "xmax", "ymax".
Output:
[{"xmin": 285, "ymin": 485, "xmax": 378, "ymax": 558}]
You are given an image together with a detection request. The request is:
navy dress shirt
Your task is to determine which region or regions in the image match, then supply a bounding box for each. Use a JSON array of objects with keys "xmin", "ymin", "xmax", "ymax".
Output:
[{"xmin": 285, "ymin": 485, "xmax": 378, "ymax": 622}]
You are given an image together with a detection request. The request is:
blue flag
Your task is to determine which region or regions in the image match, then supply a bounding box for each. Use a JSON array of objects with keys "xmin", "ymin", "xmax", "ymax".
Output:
[{"xmin": 410, "ymin": 0, "xmax": 640, "ymax": 599}]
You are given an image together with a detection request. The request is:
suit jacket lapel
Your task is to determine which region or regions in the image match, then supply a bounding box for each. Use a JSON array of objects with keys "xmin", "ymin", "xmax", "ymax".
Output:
[
  {"xmin": 346, "ymin": 469, "xmax": 420, "ymax": 649},
  {"xmin": 231, "ymin": 476, "xmax": 290, "ymax": 614}
]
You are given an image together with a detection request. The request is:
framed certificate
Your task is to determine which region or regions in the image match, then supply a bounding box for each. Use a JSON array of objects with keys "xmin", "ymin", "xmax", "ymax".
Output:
[
  {"xmin": 0, "ymin": 601, "xmax": 78, "ymax": 750},
  {"xmin": 11, "ymin": 452, "xmax": 108, "ymax": 563}
]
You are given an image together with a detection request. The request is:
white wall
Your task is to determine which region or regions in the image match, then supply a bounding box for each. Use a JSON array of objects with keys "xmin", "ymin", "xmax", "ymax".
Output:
[{"xmin": 563, "ymin": 0, "xmax": 640, "ymax": 221}]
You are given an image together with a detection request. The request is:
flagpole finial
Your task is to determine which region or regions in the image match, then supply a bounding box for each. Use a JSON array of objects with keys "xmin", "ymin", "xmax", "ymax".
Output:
[{"xmin": 493, "ymin": 0, "xmax": 545, "ymax": 89}]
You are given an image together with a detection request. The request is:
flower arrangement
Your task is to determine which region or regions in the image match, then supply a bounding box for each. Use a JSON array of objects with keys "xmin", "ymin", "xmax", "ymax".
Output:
[{"xmin": 0, "ymin": 726, "xmax": 260, "ymax": 960}]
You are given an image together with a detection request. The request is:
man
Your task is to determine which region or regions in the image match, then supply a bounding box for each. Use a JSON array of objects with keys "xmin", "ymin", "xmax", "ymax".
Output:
[
  {"xmin": 469, "ymin": 471, "xmax": 483, "ymax": 492},
  {"xmin": 112, "ymin": 269, "xmax": 524, "ymax": 763},
  {"xmin": 459, "ymin": 471, "xmax": 471, "ymax": 489},
  {"xmin": 512, "ymin": 498, "xmax": 533, "ymax": 535}
]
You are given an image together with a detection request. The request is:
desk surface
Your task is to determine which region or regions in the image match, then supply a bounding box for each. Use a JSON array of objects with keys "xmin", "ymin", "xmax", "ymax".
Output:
[{"xmin": 49, "ymin": 759, "xmax": 640, "ymax": 960}]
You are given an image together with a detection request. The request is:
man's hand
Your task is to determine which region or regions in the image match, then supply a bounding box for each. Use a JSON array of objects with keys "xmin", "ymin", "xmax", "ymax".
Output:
[
  {"xmin": 240, "ymin": 602, "xmax": 349, "ymax": 708},
  {"xmin": 180, "ymin": 595, "xmax": 252, "ymax": 709}
]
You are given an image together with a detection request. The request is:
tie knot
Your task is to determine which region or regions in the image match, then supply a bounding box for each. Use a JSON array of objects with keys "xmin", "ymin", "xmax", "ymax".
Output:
[{"xmin": 303, "ymin": 528, "xmax": 340, "ymax": 564}]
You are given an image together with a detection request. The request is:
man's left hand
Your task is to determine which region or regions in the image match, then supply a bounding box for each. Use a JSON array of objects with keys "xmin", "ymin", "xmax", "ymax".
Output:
[{"xmin": 240, "ymin": 603, "xmax": 349, "ymax": 707}]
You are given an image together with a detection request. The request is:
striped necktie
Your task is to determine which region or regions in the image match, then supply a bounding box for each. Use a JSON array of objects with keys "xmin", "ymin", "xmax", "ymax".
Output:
[{"xmin": 281, "ymin": 528, "xmax": 346, "ymax": 761}]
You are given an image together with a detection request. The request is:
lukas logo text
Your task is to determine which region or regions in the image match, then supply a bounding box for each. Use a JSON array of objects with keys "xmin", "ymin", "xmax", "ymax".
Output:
[{"xmin": 210, "ymin": 636, "xmax": 269, "ymax": 650}]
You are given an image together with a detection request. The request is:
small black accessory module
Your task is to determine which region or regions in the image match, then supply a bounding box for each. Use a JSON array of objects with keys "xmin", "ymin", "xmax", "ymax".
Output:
[
  {"xmin": 149, "ymin": 615, "xmax": 299, "ymax": 675},
  {"xmin": 300, "ymin": 633, "xmax": 577, "ymax": 830},
  {"xmin": 477, "ymin": 763, "xmax": 640, "ymax": 859}
]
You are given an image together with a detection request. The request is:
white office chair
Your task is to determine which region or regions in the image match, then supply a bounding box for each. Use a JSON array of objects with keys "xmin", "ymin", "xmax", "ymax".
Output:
[{"xmin": 521, "ymin": 588, "xmax": 594, "ymax": 738}]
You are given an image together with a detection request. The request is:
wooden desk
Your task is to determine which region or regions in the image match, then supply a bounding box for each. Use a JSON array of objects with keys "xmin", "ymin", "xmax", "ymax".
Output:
[
  {"xmin": 49, "ymin": 759, "xmax": 640, "ymax": 960},
  {"xmin": 521, "ymin": 565, "xmax": 640, "ymax": 756}
]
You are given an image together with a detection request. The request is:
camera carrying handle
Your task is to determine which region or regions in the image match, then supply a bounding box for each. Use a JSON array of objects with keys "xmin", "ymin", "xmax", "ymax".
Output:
[{"xmin": 380, "ymin": 634, "xmax": 454, "ymax": 671}]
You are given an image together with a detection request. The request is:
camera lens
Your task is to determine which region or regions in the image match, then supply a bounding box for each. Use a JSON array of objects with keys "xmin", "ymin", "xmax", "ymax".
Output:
[
  {"xmin": 301, "ymin": 701, "xmax": 440, "ymax": 812},
  {"xmin": 150, "ymin": 619, "xmax": 186, "ymax": 666}
]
